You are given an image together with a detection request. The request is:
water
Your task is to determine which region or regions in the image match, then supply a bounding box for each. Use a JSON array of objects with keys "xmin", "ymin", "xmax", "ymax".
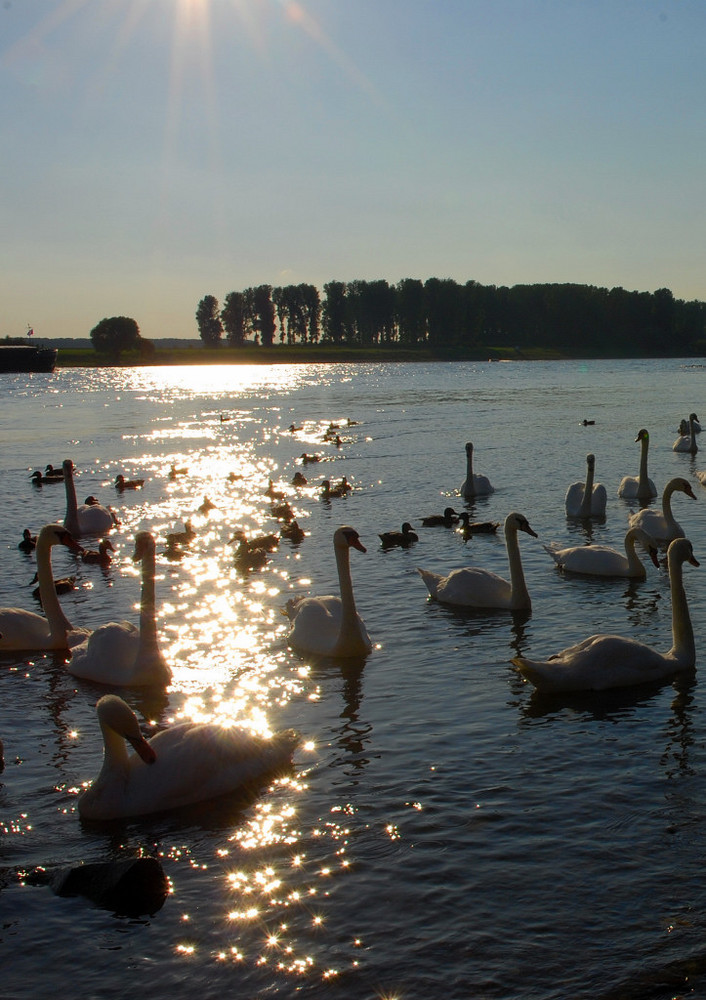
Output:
[{"xmin": 2, "ymin": 359, "xmax": 706, "ymax": 999}]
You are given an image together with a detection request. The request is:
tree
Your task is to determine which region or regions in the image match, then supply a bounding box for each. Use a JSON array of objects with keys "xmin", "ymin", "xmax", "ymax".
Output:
[
  {"xmin": 252, "ymin": 285, "xmax": 276, "ymax": 347},
  {"xmin": 90, "ymin": 316, "xmax": 141, "ymax": 362},
  {"xmin": 221, "ymin": 291, "xmax": 247, "ymax": 346},
  {"xmin": 196, "ymin": 295, "xmax": 223, "ymax": 347}
]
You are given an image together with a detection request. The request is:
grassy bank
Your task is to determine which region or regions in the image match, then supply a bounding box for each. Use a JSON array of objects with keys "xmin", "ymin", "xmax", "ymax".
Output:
[{"xmin": 54, "ymin": 343, "xmax": 566, "ymax": 368}]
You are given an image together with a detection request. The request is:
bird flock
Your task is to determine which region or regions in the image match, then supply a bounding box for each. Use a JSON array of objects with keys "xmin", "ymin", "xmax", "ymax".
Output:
[{"xmin": 6, "ymin": 409, "xmax": 706, "ymax": 821}]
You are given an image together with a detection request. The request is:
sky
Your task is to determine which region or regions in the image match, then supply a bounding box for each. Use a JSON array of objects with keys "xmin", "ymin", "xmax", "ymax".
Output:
[{"xmin": 2, "ymin": 0, "xmax": 706, "ymax": 341}]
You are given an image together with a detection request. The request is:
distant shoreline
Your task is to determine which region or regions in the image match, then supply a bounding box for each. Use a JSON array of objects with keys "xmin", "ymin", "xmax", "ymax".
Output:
[{"xmin": 50, "ymin": 344, "xmax": 697, "ymax": 368}]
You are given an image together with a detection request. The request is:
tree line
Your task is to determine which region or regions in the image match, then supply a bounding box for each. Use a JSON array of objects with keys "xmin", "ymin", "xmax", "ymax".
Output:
[{"xmin": 196, "ymin": 279, "xmax": 706, "ymax": 356}]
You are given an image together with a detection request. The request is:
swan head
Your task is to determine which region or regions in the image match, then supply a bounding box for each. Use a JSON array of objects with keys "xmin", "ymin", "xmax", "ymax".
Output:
[
  {"xmin": 41, "ymin": 522, "xmax": 82, "ymax": 554},
  {"xmin": 465, "ymin": 442, "xmax": 473, "ymax": 453},
  {"xmin": 132, "ymin": 531, "xmax": 155, "ymax": 562},
  {"xmin": 667, "ymin": 537, "xmax": 699, "ymax": 570},
  {"xmin": 505, "ymin": 512, "xmax": 538, "ymax": 539},
  {"xmin": 635, "ymin": 428, "xmax": 649, "ymax": 443},
  {"xmin": 96, "ymin": 695, "xmax": 157, "ymax": 764},
  {"xmin": 586, "ymin": 453, "xmax": 596, "ymax": 468},
  {"xmin": 63, "ymin": 459, "xmax": 74, "ymax": 476},
  {"xmin": 335, "ymin": 526, "xmax": 366, "ymax": 553},
  {"xmin": 690, "ymin": 413, "xmax": 699, "ymax": 422},
  {"xmin": 667, "ymin": 477, "xmax": 697, "ymax": 501}
]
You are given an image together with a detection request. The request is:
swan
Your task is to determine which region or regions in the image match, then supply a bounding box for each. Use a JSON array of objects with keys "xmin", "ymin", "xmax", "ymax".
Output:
[
  {"xmin": 68, "ymin": 531, "xmax": 171, "ymax": 687},
  {"xmin": 78, "ymin": 694, "xmax": 298, "ymax": 821},
  {"xmin": 673, "ymin": 414, "xmax": 698, "ymax": 454},
  {"xmin": 460, "ymin": 442, "xmax": 494, "ymax": 499},
  {"xmin": 565, "ymin": 453, "xmax": 607, "ymax": 517},
  {"xmin": 421, "ymin": 507, "xmax": 459, "ymax": 527},
  {"xmin": 417, "ymin": 512, "xmax": 537, "ymax": 610},
  {"xmin": 513, "ymin": 537, "xmax": 699, "ymax": 692},
  {"xmin": 284, "ymin": 526, "xmax": 372, "ymax": 657},
  {"xmin": 542, "ymin": 526, "xmax": 659, "ymax": 579},
  {"xmin": 618, "ymin": 429, "xmax": 658, "ymax": 500},
  {"xmin": 379, "ymin": 523, "xmax": 419, "ymax": 548},
  {"xmin": 0, "ymin": 523, "xmax": 84, "ymax": 651},
  {"xmin": 62, "ymin": 460, "xmax": 116, "ymax": 537},
  {"xmin": 628, "ymin": 477, "xmax": 696, "ymax": 544}
]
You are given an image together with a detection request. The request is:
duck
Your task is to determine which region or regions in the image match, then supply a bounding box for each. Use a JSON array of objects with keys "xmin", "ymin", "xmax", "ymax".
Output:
[
  {"xmin": 291, "ymin": 472, "xmax": 308, "ymax": 487},
  {"xmin": 617, "ymin": 429, "xmax": 658, "ymax": 500},
  {"xmin": 168, "ymin": 465, "xmax": 188, "ymax": 479},
  {"xmin": 232, "ymin": 542, "xmax": 269, "ymax": 572},
  {"xmin": 114, "ymin": 474, "xmax": 145, "ymax": 491},
  {"xmin": 228, "ymin": 529, "xmax": 280, "ymax": 552},
  {"xmin": 460, "ymin": 442, "xmax": 494, "ymax": 499},
  {"xmin": 44, "ymin": 463, "xmax": 65, "ymax": 479},
  {"xmin": 165, "ymin": 521, "xmax": 196, "ymax": 546},
  {"xmin": 628, "ymin": 477, "xmax": 696, "ymax": 545},
  {"xmin": 30, "ymin": 469, "xmax": 63, "ymax": 485},
  {"xmin": 18, "ymin": 528, "xmax": 37, "ymax": 553},
  {"xmin": 565, "ymin": 453, "xmax": 607, "ymax": 518},
  {"xmin": 77, "ymin": 694, "xmax": 298, "ymax": 821},
  {"xmin": 300, "ymin": 453, "xmax": 320, "ymax": 465},
  {"xmin": 264, "ymin": 479, "xmax": 285, "ymax": 500},
  {"xmin": 198, "ymin": 496, "xmax": 217, "ymax": 514},
  {"xmin": 379, "ymin": 523, "xmax": 419, "ymax": 548},
  {"xmin": 457, "ymin": 512, "xmax": 500, "ymax": 540},
  {"xmin": 417, "ymin": 512, "xmax": 537, "ymax": 610},
  {"xmin": 31, "ymin": 572, "xmax": 76, "ymax": 602},
  {"xmin": 542, "ymin": 526, "xmax": 660, "ymax": 579},
  {"xmin": 673, "ymin": 413, "xmax": 698, "ymax": 454},
  {"xmin": 284, "ymin": 526, "xmax": 372, "ymax": 657},
  {"xmin": 281, "ymin": 520, "xmax": 306, "ymax": 544},
  {"xmin": 320, "ymin": 478, "xmax": 351, "ymax": 500},
  {"xmin": 68, "ymin": 532, "xmax": 171, "ymax": 687},
  {"xmin": 0, "ymin": 523, "xmax": 85, "ymax": 651},
  {"xmin": 271, "ymin": 500, "xmax": 295, "ymax": 522},
  {"xmin": 63, "ymin": 461, "xmax": 117, "ymax": 537},
  {"xmin": 513, "ymin": 537, "xmax": 699, "ymax": 692},
  {"xmin": 81, "ymin": 539, "xmax": 114, "ymax": 566},
  {"xmin": 421, "ymin": 507, "xmax": 458, "ymax": 527}
]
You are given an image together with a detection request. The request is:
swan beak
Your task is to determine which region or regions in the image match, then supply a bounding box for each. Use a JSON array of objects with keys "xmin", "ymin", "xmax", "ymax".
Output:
[
  {"xmin": 648, "ymin": 547, "xmax": 660, "ymax": 568},
  {"xmin": 128, "ymin": 735, "xmax": 157, "ymax": 765},
  {"xmin": 686, "ymin": 484, "xmax": 698, "ymax": 500},
  {"xmin": 350, "ymin": 538, "xmax": 367, "ymax": 553},
  {"xmin": 521, "ymin": 523, "xmax": 538, "ymax": 539},
  {"xmin": 689, "ymin": 554, "xmax": 700, "ymax": 568}
]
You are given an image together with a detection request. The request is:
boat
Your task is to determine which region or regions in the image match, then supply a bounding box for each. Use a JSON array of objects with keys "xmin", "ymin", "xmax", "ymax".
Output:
[{"xmin": 0, "ymin": 345, "xmax": 58, "ymax": 373}]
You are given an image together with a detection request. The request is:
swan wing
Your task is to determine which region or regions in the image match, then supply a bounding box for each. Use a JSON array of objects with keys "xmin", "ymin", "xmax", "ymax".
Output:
[
  {"xmin": 0, "ymin": 607, "xmax": 57, "ymax": 650},
  {"xmin": 514, "ymin": 634, "xmax": 675, "ymax": 692},
  {"xmin": 286, "ymin": 595, "xmax": 344, "ymax": 655},
  {"xmin": 68, "ymin": 621, "xmax": 139, "ymax": 682},
  {"xmin": 419, "ymin": 567, "xmax": 512, "ymax": 607}
]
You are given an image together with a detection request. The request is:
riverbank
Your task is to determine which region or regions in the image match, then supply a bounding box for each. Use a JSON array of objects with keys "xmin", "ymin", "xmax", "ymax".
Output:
[{"xmin": 54, "ymin": 344, "xmax": 566, "ymax": 367}]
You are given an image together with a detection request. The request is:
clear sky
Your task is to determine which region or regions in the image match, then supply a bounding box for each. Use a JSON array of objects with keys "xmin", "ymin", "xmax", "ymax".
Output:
[{"xmin": 3, "ymin": 0, "xmax": 705, "ymax": 341}]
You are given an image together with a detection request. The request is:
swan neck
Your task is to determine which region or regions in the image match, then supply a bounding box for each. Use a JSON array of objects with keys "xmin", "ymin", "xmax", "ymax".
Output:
[
  {"xmin": 669, "ymin": 556, "xmax": 695, "ymax": 663},
  {"xmin": 333, "ymin": 541, "xmax": 366, "ymax": 654},
  {"xmin": 579, "ymin": 462, "xmax": 595, "ymax": 515},
  {"xmin": 138, "ymin": 548, "xmax": 159, "ymax": 647},
  {"xmin": 505, "ymin": 522, "xmax": 531, "ymax": 608},
  {"xmin": 37, "ymin": 536, "xmax": 73, "ymax": 640},
  {"xmin": 64, "ymin": 467, "xmax": 79, "ymax": 536},
  {"xmin": 637, "ymin": 437, "xmax": 649, "ymax": 490}
]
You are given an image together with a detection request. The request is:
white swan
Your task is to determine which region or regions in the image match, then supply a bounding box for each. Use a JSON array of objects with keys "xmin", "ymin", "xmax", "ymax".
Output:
[
  {"xmin": 618, "ymin": 429, "xmax": 658, "ymax": 500},
  {"xmin": 284, "ymin": 526, "xmax": 372, "ymax": 657},
  {"xmin": 673, "ymin": 414, "xmax": 698, "ymax": 454},
  {"xmin": 565, "ymin": 453, "xmax": 607, "ymax": 517},
  {"xmin": 63, "ymin": 460, "xmax": 116, "ymax": 537},
  {"xmin": 417, "ymin": 512, "xmax": 537, "ymax": 610},
  {"xmin": 78, "ymin": 694, "xmax": 298, "ymax": 820},
  {"xmin": 542, "ymin": 526, "xmax": 659, "ymax": 579},
  {"xmin": 0, "ymin": 523, "xmax": 85, "ymax": 651},
  {"xmin": 513, "ymin": 537, "xmax": 698, "ymax": 692},
  {"xmin": 68, "ymin": 532, "xmax": 171, "ymax": 687},
  {"xmin": 460, "ymin": 442, "xmax": 494, "ymax": 499},
  {"xmin": 628, "ymin": 476, "xmax": 696, "ymax": 544}
]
